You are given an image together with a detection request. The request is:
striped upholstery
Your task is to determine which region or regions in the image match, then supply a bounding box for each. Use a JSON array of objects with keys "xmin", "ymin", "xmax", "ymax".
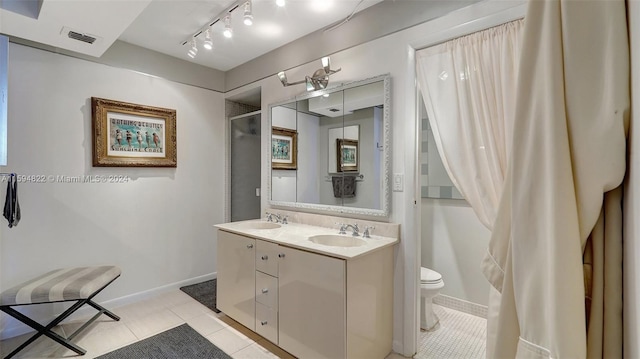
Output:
[{"xmin": 0, "ymin": 266, "xmax": 121, "ymax": 306}]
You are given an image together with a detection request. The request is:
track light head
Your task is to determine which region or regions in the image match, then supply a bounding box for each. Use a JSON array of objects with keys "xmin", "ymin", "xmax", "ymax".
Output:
[
  {"xmin": 203, "ymin": 29, "xmax": 213, "ymax": 50},
  {"xmin": 243, "ymin": 1, "xmax": 253, "ymax": 26},
  {"xmin": 187, "ymin": 38, "xmax": 198, "ymax": 58},
  {"xmin": 223, "ymin": 14, "xmax": 233, "ymax": 38}
]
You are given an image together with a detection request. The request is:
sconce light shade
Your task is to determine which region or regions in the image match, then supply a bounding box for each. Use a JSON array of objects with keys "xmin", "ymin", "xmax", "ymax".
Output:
[
  {"xmin": 276, "ymin": 0, "xmax": 285, "ymax": 7},
  {"xmin": 322, "ymin": 56, "xmax": 330, "ymax": 73},
  {"xmin": 277, "ymin": 71, "xmax": 288, "ymax": 86},
  {"xmin": 203, "ymin": 29, "xmax": 213, "ymax": 50}
]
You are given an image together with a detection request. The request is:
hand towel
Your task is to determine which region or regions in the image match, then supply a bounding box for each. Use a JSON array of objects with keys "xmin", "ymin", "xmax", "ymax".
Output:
[
  {"xmin": 3, "ymin": 175, "xmax": 20, "ymax": 228},
  {"xmin": 331, "ymin": 175, "xmax": 357, "ymax": 198}
]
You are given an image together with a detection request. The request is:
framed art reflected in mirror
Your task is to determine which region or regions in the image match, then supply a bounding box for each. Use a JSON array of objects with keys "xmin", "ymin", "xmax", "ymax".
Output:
[
  {"xmin": 337, "ymin": 139, "xmax": 358, "ymax": 172},
  {"xmin": 272, "ymin": 127, "xmax": 297, "ymax": 170}
]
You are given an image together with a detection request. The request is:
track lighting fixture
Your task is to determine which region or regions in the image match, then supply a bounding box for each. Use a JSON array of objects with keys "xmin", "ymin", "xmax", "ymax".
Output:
[
  {"xmin": 223, "ymin": 15, "xmax": 233, "ymax": 38},
  {"xmin": 187, "ymin": 38, "xmax": 198, "ymax": 58},
  {"xmin": 203, "ymin": 29, "xmax": 213, "ymax": 50},
  {"xmin": 277, "ymin": 56, "xmax": 341, "ymax": 91},
  {"xmin": 276, "ymin": 0, "xmax": 285, "ymax": 7},
  {"xmin": 243, "ymin": 1, "xmax": 253, "ymax": 26},
  {"xmin": 182, "ymin": 0, "xmax": 264, "ymax": 58}
]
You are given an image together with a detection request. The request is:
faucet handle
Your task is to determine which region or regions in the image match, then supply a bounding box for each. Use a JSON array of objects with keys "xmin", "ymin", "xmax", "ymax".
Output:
[
  {"xmin": 265, "ymin": 211, "xmax": 273, "ymax": 222},
  {"xmin": 335, "ymin": 222, "xmax": 347, "ymax": 234},
  {"xmin": 281, "ymin": 215, "xmax": 289, "ymax": 224},
  {"xmin": 363, "ymin": 226, "xmax": 375, "ymax": 238}
]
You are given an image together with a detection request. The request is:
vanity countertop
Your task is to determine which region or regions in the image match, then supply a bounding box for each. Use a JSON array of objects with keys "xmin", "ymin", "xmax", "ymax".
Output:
[{"xmin": 214, "ymin": 219, "xmax": 399, "ymax": 260}]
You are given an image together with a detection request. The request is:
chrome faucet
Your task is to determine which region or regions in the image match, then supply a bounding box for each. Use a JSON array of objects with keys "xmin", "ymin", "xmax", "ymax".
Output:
[
  {"xmin": 344, "ymin": 224, "xmax": 360, "ymax": 237},
  {"xmin": 362, "ymin": 226, "xmax": 375, "ymax": 238},
  {"xmin": 266, "ymin": 211, "xmax": 288, "ymax": 224}
]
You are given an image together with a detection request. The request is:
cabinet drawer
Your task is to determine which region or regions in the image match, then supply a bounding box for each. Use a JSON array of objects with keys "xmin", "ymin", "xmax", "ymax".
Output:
[
  {"xmin": 255, "ymin": 271, "xmax": 278, "ymax": 309},
  {"xmin": 256, "ymin": 302, "xmax": 278, "ymax": 344},
  {"xmin": 256, "ymin": 240, "xmax": 280, "ymax": 276}
]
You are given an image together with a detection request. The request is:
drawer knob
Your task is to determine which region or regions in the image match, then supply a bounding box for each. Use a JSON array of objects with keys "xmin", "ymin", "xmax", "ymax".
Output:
[
  {"xmin": 261, "ymin": 320, "xmax": 268, "ymax": 326},
  {"xmin": 278, "ymin": 253, "xmax": 285, "ymax": 258},
  {"xmin": 247, "ymin": 244, "xmax": 254, "ymax": 249},
  {"xmin": 261, "ymin": 288, "xmax": 269, "ymax": 293},
  {"xmin": 261, "ymin": 255, "xmax": 268, "ymax": 260}
]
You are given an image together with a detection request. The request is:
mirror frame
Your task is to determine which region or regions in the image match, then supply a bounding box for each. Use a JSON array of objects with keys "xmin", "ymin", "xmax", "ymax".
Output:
[{"xmin": 268, "ymin": 73, "xmax": 391, "ymax": 217}]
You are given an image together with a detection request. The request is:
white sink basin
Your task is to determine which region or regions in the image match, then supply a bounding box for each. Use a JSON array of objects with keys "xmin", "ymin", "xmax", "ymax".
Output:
[
  {"xmin": 236, "ymin": 222, "xmax": 281, "ymax": 230},
  {"xmin": 308, "ymin": 235, "xmax": 367, "ymax": 247}
]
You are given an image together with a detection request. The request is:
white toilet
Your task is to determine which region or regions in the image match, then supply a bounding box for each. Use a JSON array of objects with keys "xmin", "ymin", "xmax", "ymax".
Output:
[{"xmin": 420, "ymin": 267, "xmax": 444, "ymax": 330}]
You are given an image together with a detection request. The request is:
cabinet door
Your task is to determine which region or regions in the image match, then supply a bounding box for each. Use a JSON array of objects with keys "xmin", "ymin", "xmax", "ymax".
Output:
[
  {"xmin": 278, "ymin": 246, "xmax": 346, "ymax": 359},
  {"xmin": 217, "ymin": 230, "xmax": 256, "ymax": 330}
]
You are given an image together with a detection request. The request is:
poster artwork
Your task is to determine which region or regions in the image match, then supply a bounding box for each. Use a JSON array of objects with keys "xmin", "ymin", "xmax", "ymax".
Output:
[{"xmin": 107, "ymin": 113, "xmax": 166, "ymax": 158}]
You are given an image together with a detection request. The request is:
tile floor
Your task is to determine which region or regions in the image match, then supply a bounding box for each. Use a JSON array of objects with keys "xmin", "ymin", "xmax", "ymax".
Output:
[
  {"xmin": 0, "ymin": 289, "xmax": 410, "ymax": 359},
  {"xmin": 1, "ymin": 291, "xmax": 485, "ymax": 359},
  {"xmin": 416, "ymin": 304, "xmax": 487, "ymax": 359}
]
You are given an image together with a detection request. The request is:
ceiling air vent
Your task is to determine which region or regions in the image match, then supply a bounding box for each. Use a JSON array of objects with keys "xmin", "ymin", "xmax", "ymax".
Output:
[
  {"xmin": 67, "ymin": 31, "xmax": 96, "ymax": 44},
  {"xmin": 60, "ymin": 27, "xmax": 102, "ymax": 46}
]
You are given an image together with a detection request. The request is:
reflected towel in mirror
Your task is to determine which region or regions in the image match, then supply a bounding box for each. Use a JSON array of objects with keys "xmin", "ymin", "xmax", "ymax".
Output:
[{"xmin": 332, "ymin": 175, "xmax": 357, "ymax": 198}]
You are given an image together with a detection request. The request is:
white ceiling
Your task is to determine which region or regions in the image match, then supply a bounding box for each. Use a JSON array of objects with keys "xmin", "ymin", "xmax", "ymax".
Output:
[{"xmin": 0, "ymin": 0, "xmax": 383, "ymax": 71}]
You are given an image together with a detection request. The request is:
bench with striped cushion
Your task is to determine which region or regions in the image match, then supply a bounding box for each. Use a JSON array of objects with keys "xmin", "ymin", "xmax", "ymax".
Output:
[{"xmin": 0, "ymin": 266, "xmax": 121, "ymax": 358}]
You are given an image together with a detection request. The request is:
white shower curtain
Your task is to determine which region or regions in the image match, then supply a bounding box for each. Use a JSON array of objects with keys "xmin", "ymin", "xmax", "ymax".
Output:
[
  {"xmin": 480, "ymin": 0, "xmax": 628, "ymax": 357},
  {"xmin": 416, "ymin": 20, "xmax": 523, "ymax": 229}
]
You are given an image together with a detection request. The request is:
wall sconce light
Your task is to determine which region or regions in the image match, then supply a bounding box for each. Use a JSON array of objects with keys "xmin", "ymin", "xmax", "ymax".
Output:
[{"xmin": 277, "ymin": 56, "xmax": 341, "ymax": 91}]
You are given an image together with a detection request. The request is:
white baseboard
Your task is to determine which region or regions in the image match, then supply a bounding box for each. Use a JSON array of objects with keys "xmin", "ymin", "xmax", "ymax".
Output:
[{"xmin": 0, "ymin": 272, "xmax": 217, "ymax": 340}]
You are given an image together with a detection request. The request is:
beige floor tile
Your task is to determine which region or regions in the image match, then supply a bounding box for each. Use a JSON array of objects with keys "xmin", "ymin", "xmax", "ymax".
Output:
[
  {"xmin": 206, "ymin": 327, "xmax": 254, "ymax": 355},
  {"xmin": 124, "ymin": 309, "xmax": 184, "ymax": 340},
  {"xmin": 53, "ymin": 321, "xmax": 137, "ymax": 358},
  {"xmin": 232, "ymin": 343, "xmax": 279, "ymax": 359},
  {"xmin": 185, "ymin": 312, "xmax": 226, "ymax": 337},
  {"xmin": 113, "ymin": 296, "xmax": 166, "ymax": 323},
  {"xmin": 155, "ymin": 289, "xmax": 195, "ymax": 308},
  {"xmin": 169, "ymin": 300, "xmax": 213, "ymax": 321}
]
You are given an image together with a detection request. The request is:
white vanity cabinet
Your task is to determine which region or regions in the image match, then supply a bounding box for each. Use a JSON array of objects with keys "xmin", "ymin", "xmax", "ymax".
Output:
[
  {"xmin": 216, "ymin": 231, "xmax": 256, "ymax": 330},
  {"xmin": 216, "ymin": 228, "xmax": 394, "ymax": 359}
]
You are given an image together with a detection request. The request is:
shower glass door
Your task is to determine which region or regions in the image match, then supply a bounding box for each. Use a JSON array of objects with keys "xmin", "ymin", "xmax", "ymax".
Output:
[{"xmin": 230, "ymin": 111, "xmax": 261, "ymax": 221}]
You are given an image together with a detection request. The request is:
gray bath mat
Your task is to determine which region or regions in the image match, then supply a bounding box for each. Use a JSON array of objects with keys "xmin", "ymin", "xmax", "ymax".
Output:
[
  {"xmin": 96, "ymin": 323, "xmax": 231, "ymax": 358},
  {"xmin": 180, "ymin": 279, "xmax": 220, "ymax": 313}
]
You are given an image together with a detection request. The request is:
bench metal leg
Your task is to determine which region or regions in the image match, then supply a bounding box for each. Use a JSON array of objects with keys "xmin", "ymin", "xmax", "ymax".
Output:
[
  {"xmin": 1, "ymin": 304, "xmax": 87, "ymax": 358},
  {"xmin": 0, "ymin": 276, "xmax": 121, "ymax": 359}
]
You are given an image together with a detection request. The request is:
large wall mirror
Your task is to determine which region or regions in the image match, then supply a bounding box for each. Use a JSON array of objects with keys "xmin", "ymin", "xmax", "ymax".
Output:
[{"xmin": 269, "ymin": 74, "xmax": 390, "ymax": 217}]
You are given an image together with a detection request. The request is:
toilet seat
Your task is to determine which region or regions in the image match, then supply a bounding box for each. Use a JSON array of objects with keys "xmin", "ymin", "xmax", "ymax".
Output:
[{"xmin": 420, "ymin": 267, "xmax": 442, "ymax": 284}]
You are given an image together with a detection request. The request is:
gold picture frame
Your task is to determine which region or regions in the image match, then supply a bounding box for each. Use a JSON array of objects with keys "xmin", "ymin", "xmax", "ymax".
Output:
[
  {"xmin": 271, "ymin": 127, "xmax": 297, "ymax": 170},
  {"xmin": 337, "ymin": 139, "xmax": 359, "ymax": 172},
  {"xmin": 92, "ymin": 97, "xmax": 177, "ymax": 167}
]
